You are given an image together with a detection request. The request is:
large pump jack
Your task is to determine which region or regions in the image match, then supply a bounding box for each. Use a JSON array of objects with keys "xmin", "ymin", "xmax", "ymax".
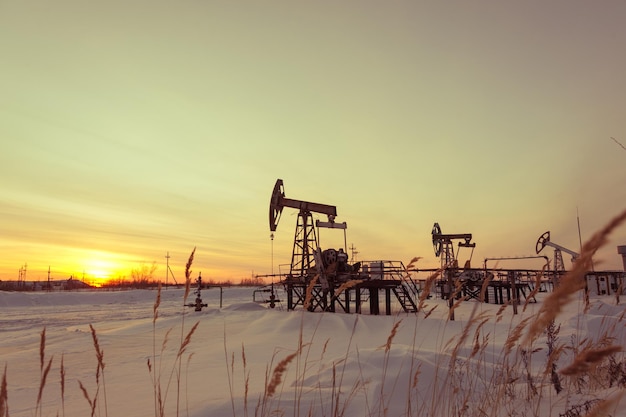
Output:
[
  {"xmin": 269, "ymin": 179, "xmax": 347, "ymax": 280},
  {"xmin": 268, "ymin": 179, "xmax": 419, "ymax": 314}
]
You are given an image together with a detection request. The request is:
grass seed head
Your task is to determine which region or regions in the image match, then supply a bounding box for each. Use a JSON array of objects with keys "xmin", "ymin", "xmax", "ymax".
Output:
[
  {"xmin": 184, "ymin": 247, "xmax": 196, "ymax": 303},
  {"xmin": 381, "ymin": 319, "xmax": 403, "ymax": 353},
  {"xmin": 303, "ymin": 274, "xmax": 319, "ymax": 310},
  {"xmin": 504, "ymin": 317, "xmax": 532, "ymax": 356},
  {"xmin": 418, "ymin": 269, "xmax": 441, "ymax": 310},
  {"xmin": 0, "ymin": 365, "xmax": 8, "ymax": 417},
  {"xmin": 406, "ymin": 256, "xmax": 421, "ymax": 270},
  {"xmin": 177, "ymin": 321, "xmax": 200, "ymax": 358},
  {"xmin": 36, "ymin": 357, "xmax": 54, "ymax": 411},
  {"xmin": 39, "ymin": 327, "xmax": 46, "ymax": 371},
  {"xmin": 89, "ymin": 324, "xmax": 105, "ymax": 371},
  {"xmin": 266, "ymin": 350, "xmax": 299, "ymax": 398},
  {"xmin": 560, "ymin": 345, "xmax": 623, "ymax": 376},
  {"xmin": 60, "ymin": 353, "xmax": 66, "ymax": 401},
  {"xmin": 334, "ymin": 279, "xmax": 360, "ymax": 297},
  {"xmin": 153, "ymin": 283, "xmax": 161, "ymax": 323}
]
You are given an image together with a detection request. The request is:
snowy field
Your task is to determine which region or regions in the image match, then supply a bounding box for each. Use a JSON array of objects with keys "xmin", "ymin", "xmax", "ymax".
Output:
[{"xmin": 1, "ymin": 286, "xmax": 625, "ymax": 417}]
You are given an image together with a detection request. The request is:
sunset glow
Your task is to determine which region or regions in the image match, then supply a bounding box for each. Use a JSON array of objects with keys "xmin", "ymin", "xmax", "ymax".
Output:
[
  {"xmin": 45, "ymin": 250, "xmax": 132, "ymax": 287},
  {"xmin": 82, "ymin": 256, "xmax": 123, "ymax": 286}
]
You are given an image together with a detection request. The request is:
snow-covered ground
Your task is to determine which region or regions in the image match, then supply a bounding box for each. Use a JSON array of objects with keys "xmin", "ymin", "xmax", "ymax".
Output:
[{"xmin": 1, "ymin": 286, "xmax": 624, "ymax": 417}]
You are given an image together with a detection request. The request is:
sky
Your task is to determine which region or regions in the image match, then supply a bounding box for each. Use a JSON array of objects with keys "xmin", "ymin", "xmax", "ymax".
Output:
[{"xmin": 1, "ymin": 0, "xmax": 626, "ymax": 284}]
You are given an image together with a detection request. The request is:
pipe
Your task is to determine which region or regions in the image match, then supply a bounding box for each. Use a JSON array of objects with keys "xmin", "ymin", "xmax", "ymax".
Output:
[{"xmin": 483, "ymin": 255, "xmax": 550, "ymax": 270}]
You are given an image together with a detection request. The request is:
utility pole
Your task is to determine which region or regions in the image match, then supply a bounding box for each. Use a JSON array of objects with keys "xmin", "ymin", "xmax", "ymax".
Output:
[
  {"xmin": 165, "ymin": 252, "xmax": 170, "ymax": 289},
  {"xmin": 18, "ymin": 263, "xmax": 27, "ymax": 289},
  {"xmin": 349, "ymin": 243, "xmax": 359, "ymax": 263}
]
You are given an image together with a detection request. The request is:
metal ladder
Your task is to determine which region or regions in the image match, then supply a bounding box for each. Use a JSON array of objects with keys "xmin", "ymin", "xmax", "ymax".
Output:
[{"xmin": 392, "ymin": 284, "xmax": 418, "ymax": 313}]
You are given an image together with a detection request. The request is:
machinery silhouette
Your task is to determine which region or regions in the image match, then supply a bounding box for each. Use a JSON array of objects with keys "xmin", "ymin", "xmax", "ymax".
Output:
[
  {"xmin": 268, "ymin": 179, "xmax": 418, "ymax": 314},
  {"xmin": 535, "ymin": 231, "xmax": 579, "ymax": 272}
]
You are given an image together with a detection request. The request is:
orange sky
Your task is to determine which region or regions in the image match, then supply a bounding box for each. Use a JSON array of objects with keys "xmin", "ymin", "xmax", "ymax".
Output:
[{"xmin": 1, "ymin": 1, "xmax": 626, "ymax": 284}]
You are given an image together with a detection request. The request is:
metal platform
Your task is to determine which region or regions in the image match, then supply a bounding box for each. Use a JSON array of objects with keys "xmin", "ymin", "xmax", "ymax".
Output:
[
  {"xmin": 279, "ymin": 260, "xmax": 419, "ymax": 315},
  {"xmin": 284, "ymin": 278, "xmax": 418, "ymax": 315}
]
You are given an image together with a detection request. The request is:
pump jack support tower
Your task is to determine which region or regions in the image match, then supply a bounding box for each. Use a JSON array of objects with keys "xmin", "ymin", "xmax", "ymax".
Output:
[{"xmin": 269, "ymin": 179, "xmax": 344, "ymax": 278}]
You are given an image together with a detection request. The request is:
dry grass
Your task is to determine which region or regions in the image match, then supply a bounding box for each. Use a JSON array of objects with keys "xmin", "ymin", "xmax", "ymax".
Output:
[
  {"xmin": 265, "ymin": 350, "xmax": 300, "ymax": 398},
  {"xmin": 177, "ymin": 248, "xmax": 197, "ymax": 417},
  {"xmin": 35, "ymin": 358, "xmax": 52, "ymax": 414},
  {"xmin": 241, "ymin": 345, "xmax": 250, "ymax": 417},
  {"xmin": 0, "ymin": 365, "xmax": 8, "ymax": 417},
  {"xmin": 75, "ymin": 324, "xmax": 108, "ymax": 417},
  {"xmin": 89, "ymin": 324, "xmax": 105, "ymax": 377},
  {"xmin": 478, "ymin": 272, "xmax": 492, "ymax": 302},
  {"xmin": 150, "ymin": 283, "xmax": 161, "ymax": 417},
  {"xmin": 39, "ymin": 328, "xmax": 45, "ymax": 372},
  {"xmin": 3, "ymin": 281, "xmax": 626, "ymax": 417},
  {"xmin": 381, "ymin": 320, "xmax": 402, "ymax": 354},
  {"xmin": 36, "ymin": 328, "xmax": 53, "ymax": 417},
  {"xmin": 545, "ymin": 320, "xmax": 564, "ymax": 394},
  {"xmin": 333, "ymin": 280, "xmax": 360, "ymax": 298},
  {"xmin": 60, "ymin": 354, "xmax": 66, "ymax": 417},
  {"xmin": 184, "ymin": 247, "xmax": 196, "ymax": 304},
  {"xmin": 417, "ymin": 269, "xmax": 441, "ymax": 312},
  {"xmin": 560, "ymin": 345, "xmax": 623, "ymax": 376},
  {"xmin": 504, "ymin": 317, "xmax": 532, "ymax": 355},
  {"xmin": 523, "ymin": 265, "xmax": 546, "ymax": 312},
  {"xmin": 303, "ymin": 274, "xmax": 320, "ymax": 310},
  {"xmin": 583, "ymin": 391, "xmax": 626, "ymax": 417},
  {"xmin": 78, "ymin": 381, "xmax": 96, "ymax": 417},
  {"xmin": 153, "ymin": 282, "xmax": 161, "ymax": 323}
]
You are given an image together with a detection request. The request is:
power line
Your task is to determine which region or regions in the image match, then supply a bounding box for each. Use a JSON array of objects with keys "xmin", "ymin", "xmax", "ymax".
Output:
[{"xmin": 610, "ymin": 136, "xmax": 626, "ymax": 151}]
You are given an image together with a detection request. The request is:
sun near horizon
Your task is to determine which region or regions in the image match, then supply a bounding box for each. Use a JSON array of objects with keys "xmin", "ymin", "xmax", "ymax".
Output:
[
  {"xmin": 35, "ymin": 250, "xmax": 132, "ymax": 288},
  {"xmin": 6, "ymin": 244, "xmax": 257, "ymax": 288},
  {"xmin": 82, "ymin": 257, "xmax": 122, "ymax": 287}
]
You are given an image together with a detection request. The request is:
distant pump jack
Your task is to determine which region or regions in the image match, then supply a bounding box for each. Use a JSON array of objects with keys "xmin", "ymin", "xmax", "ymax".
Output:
[{"xmin": 535, "ymin": 231, "xmax": 579, "ymax": 272}]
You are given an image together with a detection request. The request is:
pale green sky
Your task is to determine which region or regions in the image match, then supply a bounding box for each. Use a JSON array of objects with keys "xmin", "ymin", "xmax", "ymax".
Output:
[{"xmin": 1, "ymin": 0, "xmax": 625, "ymax": 282}]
